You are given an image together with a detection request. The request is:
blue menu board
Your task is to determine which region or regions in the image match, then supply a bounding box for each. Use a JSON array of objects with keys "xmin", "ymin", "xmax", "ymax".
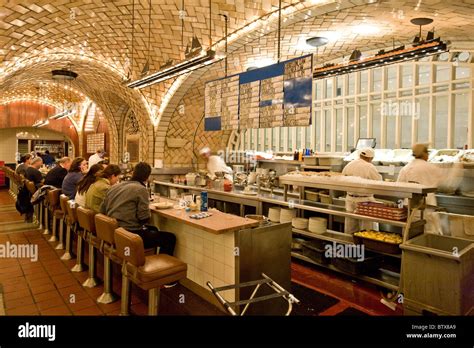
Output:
[{"xmin": 204, "ymin": 54, "xmax": 312, "ymax": 131}]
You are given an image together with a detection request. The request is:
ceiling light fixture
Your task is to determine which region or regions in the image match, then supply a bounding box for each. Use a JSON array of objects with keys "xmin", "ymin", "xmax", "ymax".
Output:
[
  {"xmin": 352, "ymin": 23, "xmax": 380, "ymax": 35},
  {"xmin": 127, "ymin": 0, "xmax": 221, "ymax": 89}
]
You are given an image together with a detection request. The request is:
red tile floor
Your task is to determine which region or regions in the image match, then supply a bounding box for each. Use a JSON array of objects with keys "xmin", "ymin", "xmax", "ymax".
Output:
[{"xmin": 0, "ymin": 189, "xmax": 401, "ymax": 316}]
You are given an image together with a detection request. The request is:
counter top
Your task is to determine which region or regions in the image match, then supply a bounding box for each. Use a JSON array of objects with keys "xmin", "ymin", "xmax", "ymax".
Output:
[{"xmin": 150, "ymin": 198, "xmax": 259, "ymax": 234}]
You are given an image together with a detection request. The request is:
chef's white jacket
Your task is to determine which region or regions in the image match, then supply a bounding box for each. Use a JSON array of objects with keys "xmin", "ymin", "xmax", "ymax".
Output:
[
  {"xmin": 397, "ymin": 159, "xmax": 441, "ymax": 206},
  {"xmin": 207, "ymin": 155, "xmax": 233, "ymax": 181}
]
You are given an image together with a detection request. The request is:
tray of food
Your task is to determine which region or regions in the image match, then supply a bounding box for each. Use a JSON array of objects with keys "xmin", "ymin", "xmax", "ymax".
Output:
[
  {"xmin": 353, "ymin": 230, "xmax": 402, "ymax": 254},
  {"xmin": 355, "ymin": 202, "xmax": 407, "ymax": 221}
]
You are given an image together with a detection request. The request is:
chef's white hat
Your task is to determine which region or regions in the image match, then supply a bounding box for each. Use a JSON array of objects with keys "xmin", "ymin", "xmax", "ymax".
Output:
[
  {"xmin": 360, "ymin": 147, "xmax": 375, "ymax": 158},
  {"xmin": 199, "ymin": 147, "xmax": 211, "ymax": 155}
]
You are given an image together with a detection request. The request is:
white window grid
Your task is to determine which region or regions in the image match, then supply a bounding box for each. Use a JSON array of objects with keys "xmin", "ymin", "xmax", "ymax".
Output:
[{"xmin": 238, "ymin": 51, "xmax": 474, "ymax": 152}]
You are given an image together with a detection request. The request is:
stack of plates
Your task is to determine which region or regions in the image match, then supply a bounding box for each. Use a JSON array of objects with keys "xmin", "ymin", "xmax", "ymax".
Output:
[
  {"xmin": 292, "ymin": 218, "xmax": 309, "ymax": 230},
  {"xmin": 308, "ymin": 217, "xmax": 327, "ymax": 234},
  {"xmin": 268, "ymin": 207, "xmax": 281, "ymax": 222},
  {"xmin": 280, "ymin": 208, "xmax": 297, "ymax": 223}
]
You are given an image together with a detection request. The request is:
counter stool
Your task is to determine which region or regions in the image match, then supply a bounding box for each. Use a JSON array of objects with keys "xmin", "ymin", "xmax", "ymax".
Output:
[
  {"xmin": 115, "ymin": 227, "xmax": 187, "ymax": 316},
  {"xmin": 95, "ymin": 214, "xmax": 120, "ymax": 304},
  {"xmin": 59, "ymin": 195, "xmax": 73, "ymax": 257},
  {"xmin": 25, "ymin": 181, "xmax": 38, "ymax": 225},
  {"xmin": 76, "ymin": 206, "xmax": 100, "ymax": 288},
  {"xmin": 69, "ymin": 202, "xmax": 85, "ymax": 271},
  {"xmin": 47, "ymin": 189, "xmax": 62, "ymax": 243},
  {"xmin": 42, "ymin": 190, "xmax": 51, "ymax": 235}
]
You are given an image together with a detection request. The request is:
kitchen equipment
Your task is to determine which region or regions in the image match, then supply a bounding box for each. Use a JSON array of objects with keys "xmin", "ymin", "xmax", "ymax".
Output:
[
  {"xmin": 303, "ymin": 157, "xmax": 318, "ymax": 165},
  {"xmin": 331, "ymin": 253, "xmax": 381, "ymax": 275},
  {"xmin": 308, "ymin": 217, "xmax": 327, "ymax": 234},
  {"xmin": 170, "ymin": 188, "xmax": 178, "ymax": 200},
  {"xmin": 185, "ymin": 173, "xmax": 197, "ymax": 186},
  {"xmin": 232, "ymin": 165, "xmax": 245, "ymax": 173},
  {"xmin": 291, "ymin": 238, "xmax": 305, "ymax": 251},
  {"xmin": 301, "ymin": 240, "xmax": 329, "ymax": 264},
  {"xmin": 195, "ymin": 172, "xmax": 207, "ymax": 187},
  {"xmin": 215, "ymin": 171, "xmax": 225, "ymax": 179},
  {"xmin": 280, "ymin": 208, "xmax": 296, "ymax": 223},
  {"xmin": 305, "ymin": 190, "xmax": 319, "ymax": 202},
  {"xmin": 245, "ymin": 214, "xmax": 269, "ymax": 226},
  {"xmin": 268, "ymin": 207, "xmax": 281, "ymax": 222},
  {"xmin": 247, "ymin": 172, "xmax": 257, "ymax": 184},
  {"xmin": 355, "ymin": 202, "xmax": 407, "ymax": 221},
  {"xmin": 319, "ymin": 192, "xmax": 332, "ymax": 204},
  {"xmin": 292, "ymin": 217, "xmax": 309, "ymax": 230},
  {"xmin": 353, "ymin": 231, "xmax": 402, "ymax": 254}
]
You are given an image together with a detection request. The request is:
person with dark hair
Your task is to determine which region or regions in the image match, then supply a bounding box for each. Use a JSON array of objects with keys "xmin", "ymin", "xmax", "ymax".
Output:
[
  {"xmin": 101, "ymin": 162, "xmax": 176, "ymax": 256},
  {"xmin": 74, "ymin": 163, "xmax": 105, "ymax": 207},
  {"xmin": 85, "ymin": 164, "xmax": 121, "ymax": 213},
  {"xmin": 62, "ymin": 157, "xmax": 88, "ymax": 199},
  {"xmin": 16, "ymin": 154, "xmax": 32, "ymax": 176},
  {"xmin": 44, "ymin": 157, "xmax": 72, "ymax": 188},
  {"xmin": 42, "ymin": 150, "xmax": 55, "ymax": 166}
]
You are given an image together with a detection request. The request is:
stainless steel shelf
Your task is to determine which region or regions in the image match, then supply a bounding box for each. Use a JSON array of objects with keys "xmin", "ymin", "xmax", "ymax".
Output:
[
  {"xmin": 291, "ymin": 252, "xmax": 399, "ymax": 291},
  {"xmin": 300, "ymin": 165, "xmax": 332, "ymax": 170}
]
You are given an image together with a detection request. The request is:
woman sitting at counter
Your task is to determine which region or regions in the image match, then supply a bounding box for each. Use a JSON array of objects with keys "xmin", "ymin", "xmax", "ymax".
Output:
[
  {"xmin": 85, "ymin": 164, "xmax": 121, "ymax": 213},
  {"xmin": 62, "ymin": 157, "xmax": 88, "ymax": 199},
  {"xmin": 74, "ymin": 163, "xmax": 105, "ymax": 207}
]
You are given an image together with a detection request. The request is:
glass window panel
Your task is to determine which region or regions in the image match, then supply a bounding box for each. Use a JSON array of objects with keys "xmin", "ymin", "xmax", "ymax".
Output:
[
  {"xmin": 325, "ymin": 110, "xmax": 331, "ymax": 152},
  {"xmin": 348, "ymin": 73, "xmax": 355, "ymax": 95},
  {"xmin": 347, "ymin": 98, "xmax": 355, "ymax": 104},
  {"xmin": 454, "ymin": 82, "xmax": 470, "ymax": 90},
  {"xmin": 436, "ymin": 65, "xmax": 451, "ymax": 82},
  {"xmin": 454, "ymin": 93, "xmax": 469, "ymax": 149},
  {"xmin": 371, "ymin": 68, "xmax": 382, "ymax": 92},
  {"xmin": 455, "ymin": 67, "xmax": 471, "ymax": 80},
  {"xmin": 386, "ymin": 114, "xmax": 397, "ymax": 149},
  {"xmin": 325, "ymin": 79, "xmax": 333, "ymax": 99},
  {"xmin": 288, "ymin": 127, "xmax": 293, "ymax": 151},
  {"xmin": 418, "ymin": 65, "xmax": 431, "ymax": 85},
  {"xmin": 271, "ymin": 128, "xmax": 277, "ymax": 151},
  {"xmin": 401, "ymin": 112, "xmax": 412, "ymax": 148},
  {"xmin": 265, "ymin": 129, "xmax": 270, "ymax": 150},
  {"xmin": 347, "ymin": 107, "xmax": 355, "ymax": 151},
  {"xmin": 279, "ymin": 127, "xmax": 285, "ymax": 151},
  {"xmin": 371, "ymin": 103, "xmax": 381, "ymax": 146},
  {"xmin": 387, "ymin": 66, "xmax": 397, "ymax": 91},
  {"xmin": 360, "ymin": 71, "xmax": 368, "ymax": 94},
  {"xmin": 336, "ymin": 109, "xmax": 343, "ymax": 152},
  {"xmin": 258, "ymin": 130, "xmax": 262, "ymax": 149},
  {"xmin": 435, "ymin": 95, "xmax": 448, "ymax": 149},
  {"xmin": 417, "ymin": 97, "xmax": 430, "ymax": 144},
  {"xmin": 315, "ymin": 111, "xmax": 321, "ymax": 151},
  {"xmin": 250, "ymin": 130, "xmax": 254, "ymax": 149},
  {"xmin": 296, "ymin": 127, "xmax": 302, "ymax": 149},
  {"xmin": 305, "ymin": 126, "xmax": 311, "ymax": 149},
  {"xmin": 359, "ymin": 105, "xmax": 368, "ymax": 138},
  {"xmin": 336, "ymin": 76, "xmax": 344, "ymax": 97},
  {"xmin": 315, "ymin": 81, "xmax": 322, "ymax": 101},
  {"xmin": 402, "ymin": 65, "xmax": 413, "ymax": 88}
]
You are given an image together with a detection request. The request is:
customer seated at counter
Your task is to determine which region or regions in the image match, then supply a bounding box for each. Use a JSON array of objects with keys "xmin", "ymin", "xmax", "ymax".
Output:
[
  {"xmin": 42, "ymin": 150, "xmax": 55, "ymax": 166},
  {"xmin": 74, "ymin": 163, "xmax": 105, "ymax": 207},
  {"xmin": 25, "ymin": 157, "xmax": 44, "ymax": 189},
  {"xmin": 15, "ymin": 154, "xmax": 31, "ymax": 176},
  {"xmin": 100, "ymin": 162, "xmax": 176, "ymax": 255},
  {"xmin": 341, "ymin": 147, "xmax": 382, "ymax": 234},
  {"xmin": 85, "ymin": 164, "xmax": 121, "ymax": 213},
  {"xmin": 62, "ymin": 157, "xmax": 88, "ymax": 199},
  {"xmin": 44, "ymin": 157, "xmax": 72, "ymax": 188}
]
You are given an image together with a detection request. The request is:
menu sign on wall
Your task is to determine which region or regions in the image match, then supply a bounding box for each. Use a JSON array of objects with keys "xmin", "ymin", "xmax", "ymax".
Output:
[
  {"xmin": 86, "ymin": 133, "xmax": 105, "ymax": 154},
  {"xmin": 204, "ymin": 54, "xmax": 312, "ymax": 131}
]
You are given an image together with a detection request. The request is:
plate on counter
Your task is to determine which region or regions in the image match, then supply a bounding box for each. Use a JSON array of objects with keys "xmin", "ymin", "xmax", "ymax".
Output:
[
  {"xmin": 242, "ymin": 191, "xmax": 258, "ymax": 195},
  {"xmin": 152, "ymin": 202, "xmax": 174, "ymax": 209}
]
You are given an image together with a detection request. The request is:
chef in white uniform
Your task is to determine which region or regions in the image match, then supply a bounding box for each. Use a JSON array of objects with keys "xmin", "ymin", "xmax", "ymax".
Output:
[
  {"xmin": 397, "ymin": 143, "xmax": 442, "ymax": 234},
  {"xmin": 342, "ymin": 147, "xmax": 382, "ymax": 234},
  {"xmin": 199, "ymin": 147, "xmax": 233, "ymax": 182}
]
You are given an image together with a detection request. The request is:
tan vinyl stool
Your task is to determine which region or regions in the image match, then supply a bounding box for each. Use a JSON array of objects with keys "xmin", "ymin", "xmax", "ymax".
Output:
[
  {"xmin": 42, "ymin": 189, "xmax": 51, "ymax": 235},
  {"xmin": 59, "ymin": 195, "xmax": 73, "ymax": 257},
  {"xmin": 76, "ymin": 206, "xmax": 100, "ymax": 288},
  {"xmin": 47, "ymin": 189, "xmax": 62, "ymax": 243},
  {"xmin": 94, "ymin": 214, "xmax": 120, "ymax": 304},
  {"xmin": 115, "ymin": 227, "xmax": 187, "ymax": 316},
  {"xmin": 69, "ymin": 202, "xmax": 86, "ymax": 271}
]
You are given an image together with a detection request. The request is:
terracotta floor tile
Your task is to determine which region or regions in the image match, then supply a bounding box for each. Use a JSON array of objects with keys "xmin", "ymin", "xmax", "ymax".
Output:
[
  {"xmin": 73, "ymin": 305, "xmax": 103, "ymax": 316},
  {"xmin": 67, "ymin": 297, "xmax": 97, "ymax": 312},
  {"xmin": 33, "ymin": 290, "xmax": 61, "ymax": 303},
  {"xmin": 59, "ymin": 287, "xmax": 90, "ymax": 303},
  {"xmin": 40, "ymin": 305, "xmax": 72, "ymax": 316},
  {"xmin": 46, "ymin": 266, "xmax": 70, "ymax": 276},
  {"xmin": 6, "ymin": 304, "xmax": 39, "ymax": 316},
  {"xmin": 130, "ymin": 303, "xmax": 149, "ymax": 316},
  {"xmin": 3, "ymin": 283, "xmax": 30, "ymax": 294},
  {"xmin": 6, "ymin": 296, "xmax": 35, "ymax": 309},
  {"xmin": 36, "ymin": 297, "xmax": 67, "ymax": 311},
  {"xmin": 51, "ymin": 273, "xmax": 77, "ymax": 283},
  {"xmin": 84, "ymin": 286, "xmax": 105, "ymax": 298},
  {"xmin": 98, "ymin": 300, "xmax": 122, "ymax": 313},
  {"xmin": 30, "ymin": 283, "xmax": 56, "ymax": 295},
  {"xmin": 4, "ymin": 289, "xmax": 32, "ymax": 302},
  {"xmin": 54, "ymin": 277, "xmax": 80, "ymax": 289},
  {"xmin": 105, "ymin": 309, "xmax": 121, "ymax": 316},
  {"xmin": 28, "ymin": 276, "xmax": 53, "ymax": 288}
]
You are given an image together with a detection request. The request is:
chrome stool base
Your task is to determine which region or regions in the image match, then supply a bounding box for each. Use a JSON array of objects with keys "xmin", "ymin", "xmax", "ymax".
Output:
[
  {"xmin": 97, "ymin": 292, "xmax": 118, "ymax": 304},
  {"xmin": 60, "ymin": 252, "xmax": 72, "ymax": 261},
  {"xmin": 82, "ymin": 277, "xmax": 100, "ymax": 288}
]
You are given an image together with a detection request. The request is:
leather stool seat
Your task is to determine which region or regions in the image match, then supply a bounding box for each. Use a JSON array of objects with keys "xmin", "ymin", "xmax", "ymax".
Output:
[
  {"xmin": 77, "ymin": 206, "xmax": 100, "ymax": 288},
  {"xmin": 115, "ymin": 227, "xmax": 187, "ymax": 315}
]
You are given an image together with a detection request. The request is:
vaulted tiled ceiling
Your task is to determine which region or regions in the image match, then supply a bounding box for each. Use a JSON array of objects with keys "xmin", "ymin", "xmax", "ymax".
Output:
[{"xmin": 1, "ymin": 0, "xmax": 474, "ymax": 157}]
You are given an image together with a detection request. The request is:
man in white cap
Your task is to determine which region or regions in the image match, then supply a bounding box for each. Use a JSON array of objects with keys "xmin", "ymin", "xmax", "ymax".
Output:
[
  {"xmin": 88, "ymin": 148, "xmax": 106, "ymax": 168},
  {"xmin": 199, "ymin": 147, "xmax": 233, "ymax": 181},
  {"xmin": 342, "ymin": 147, "xmax": 382, "ymax": 233}
]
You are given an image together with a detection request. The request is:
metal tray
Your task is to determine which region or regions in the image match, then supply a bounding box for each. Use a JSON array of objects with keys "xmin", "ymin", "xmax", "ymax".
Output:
[{"xmin": 353, "ymin": 235, "xmax": 401, "ymax": 254}]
